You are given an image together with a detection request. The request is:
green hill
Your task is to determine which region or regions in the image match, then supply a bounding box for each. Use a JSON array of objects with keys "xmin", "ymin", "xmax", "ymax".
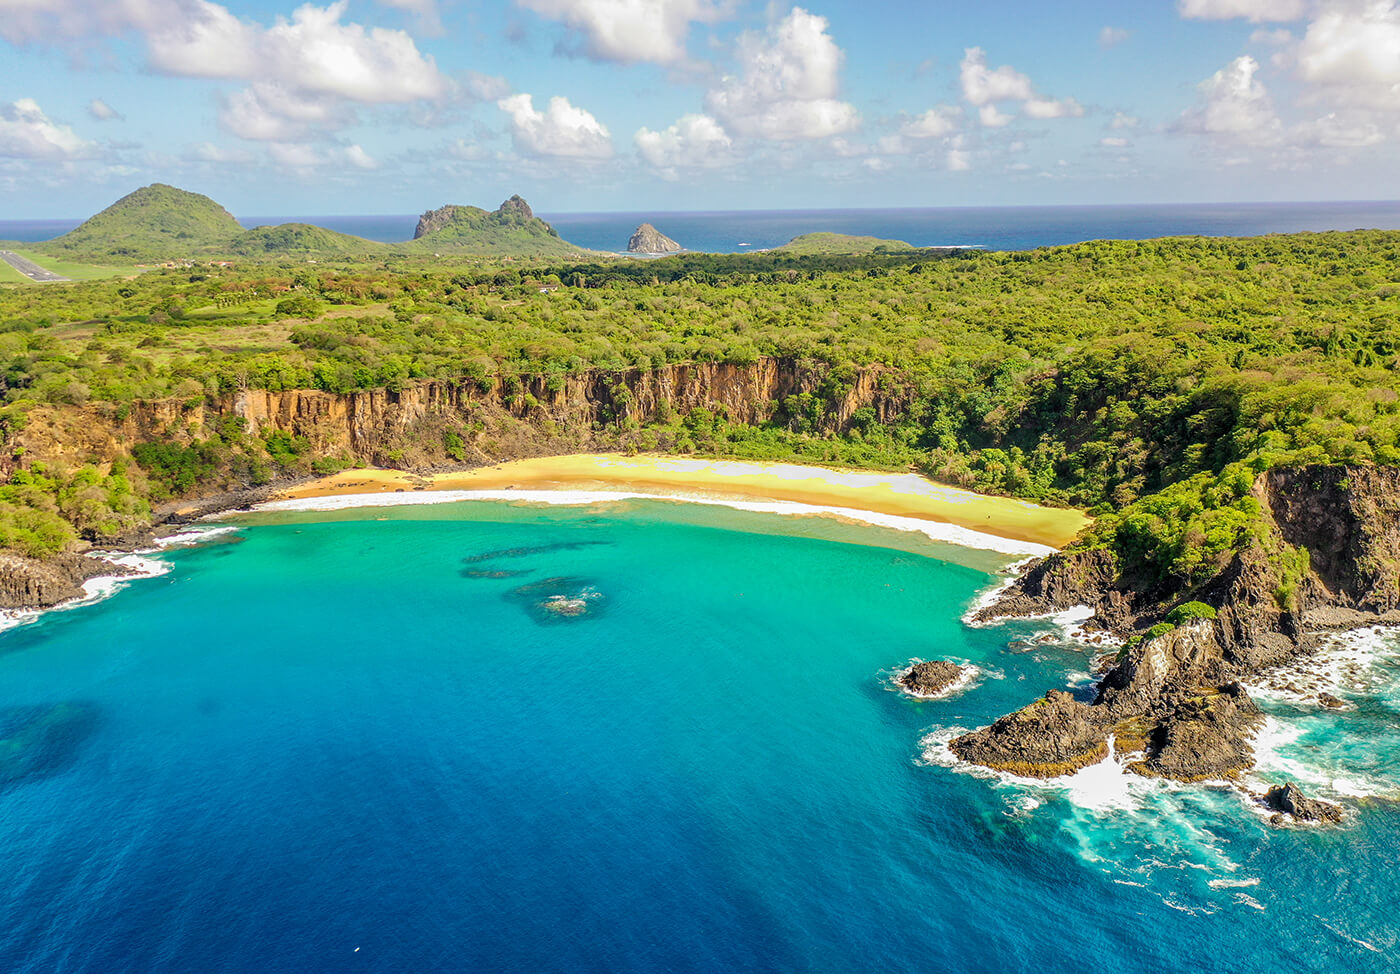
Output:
[
  {"xmin": 409, "ymin": 195, "xmax": 595, "ymax": 257},
  {"xmin": 230, "ymin": 223, "xmax": 382, "ymax": 257},
  {"xmin": 774, "ymin": 232, "xmax": 914, "ymax": 256},
  {"xmin": 44, "ymin": 184, "xmax": 242, "ymax": 260}
]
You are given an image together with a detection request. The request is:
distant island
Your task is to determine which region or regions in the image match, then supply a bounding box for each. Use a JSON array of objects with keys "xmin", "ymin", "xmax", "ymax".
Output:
[{"xmin": 627, "ymin": 223, "xmax": 684, "ymax": 255}]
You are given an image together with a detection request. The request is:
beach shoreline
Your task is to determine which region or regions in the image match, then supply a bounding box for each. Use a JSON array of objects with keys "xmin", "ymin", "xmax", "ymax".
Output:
[{"xmin": 266, "ymin": 454, "xmax": 1089, "ymax": 551}]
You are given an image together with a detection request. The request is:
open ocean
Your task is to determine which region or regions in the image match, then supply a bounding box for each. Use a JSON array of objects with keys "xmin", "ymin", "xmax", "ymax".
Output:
[
  {"xmin": 0, "ymin": 497, "xmax": 1396, "ymax": 973},
  {"xmin": 3, "ymin": 200, "xmax": 1400, "ymax": 252}
]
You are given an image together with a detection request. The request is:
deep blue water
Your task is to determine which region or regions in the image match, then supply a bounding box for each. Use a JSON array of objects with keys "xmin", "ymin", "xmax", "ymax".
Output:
[
  {"xmin": 3, "ymin": 201, "xmax": 1399, "ymax": 252},
  {"xmin": 0, "ymin": 498, "xmax": 1396, "ymax": 973}
]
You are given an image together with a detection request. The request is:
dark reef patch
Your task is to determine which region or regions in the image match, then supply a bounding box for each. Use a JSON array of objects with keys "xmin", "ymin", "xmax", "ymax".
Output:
[
  {"xmin": 0, "ymin": 701, "xmax": 102, "ymax": 791},
  {"xmin": 506, "ymin": 576, "xmax": 606, "ymax": 624}
]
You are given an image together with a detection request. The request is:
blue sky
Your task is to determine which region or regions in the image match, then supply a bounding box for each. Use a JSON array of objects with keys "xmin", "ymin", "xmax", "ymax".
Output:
[{"xmin": 0, "ymin": 0, "xmax": 1397, "ymax": 216}]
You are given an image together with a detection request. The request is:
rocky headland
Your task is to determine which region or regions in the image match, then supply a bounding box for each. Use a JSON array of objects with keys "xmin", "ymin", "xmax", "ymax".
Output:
[
  {"xmin": 955, "ymin": 464, "xmax": 1400, "ymax": 808},
  {"xmin": 626, "ymin": 223, "xmax": 683, "ymax": 254}
]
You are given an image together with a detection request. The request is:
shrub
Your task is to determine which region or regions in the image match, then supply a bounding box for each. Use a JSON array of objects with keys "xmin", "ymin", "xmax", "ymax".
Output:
[{"xmin": 1165, "ymin": 601, "xmax": 1218, "ymax": 625}]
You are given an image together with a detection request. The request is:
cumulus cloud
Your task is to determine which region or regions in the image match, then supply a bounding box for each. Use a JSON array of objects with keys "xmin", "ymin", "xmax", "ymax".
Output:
[
  {"xmin": 1294, "ymin": 1, "xmax": 1400, "ymax": 105},
  {"xmin": 0, "ymin": 1, "xmax": 449, "ymax": 143},
  {"xmin": 0, "ymin": 98, "xmax": 95, "ymax": 159},
  {"xmin": 900, "ymin": 105, "xmax": 961, "ymax": 139},
  {"xmin": 516, "ymin": 0, "xmax": 728, "ymax": 64},
  {"xmin": 88, "ymin": 98, "xmax": 123, "ymax": 121},
  {"xmin": 219, "ymin": 83, "xmax": 347, "ymax": 141},
  {"xmin": 1100, "ymin": 136, "xmax": 1130, "ymax": 147},
  {"xmin": 959, "ymin": 48, "xmax": 1082, "ymax": 126},
  {"xmin": 959, "ymin": 48, "xmax": 1034, "ymax": 105},
  {"xmin": 1176, "ymin": 55, "xmax": 1283, "ymax": 143},
  {"xmin": 1177, "ymin": 0, "xmax": 1307, "ymax": 21},
  {"xmin": 704, "ymin": 7, "xmax": 858, "ymax": 140},
  {"xmin": 498, "ymin": 92, "xmax": 614, "ymax": 158},
  {"xmin": 1111, "ymin": 111, "xmax": 1139, "ymax": 129},
  {"xmin": 147, "ymin": 1, "xmax": 445, "ymax": 102},
  {"xmin": 1098, "ymin": 26, "xmax": 1130, "ymax": 48},
  {"xmin": 635, "ymin": 113, "xmax": 732, "ymax": 174}
]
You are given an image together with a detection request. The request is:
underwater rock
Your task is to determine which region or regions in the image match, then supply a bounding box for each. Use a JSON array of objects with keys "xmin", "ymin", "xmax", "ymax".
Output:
[
  {"xmin": 898, "ymin": 660, "xmax": 965, "ymax": 696},
  {"xmin": 507, "ymin": 576, "xmax": 605, "ymax": 623},
  {"xmin": 0, "ymin": 701, "xmax": 102, "ymax": 791},
  {"xmin": 1263, "ymin": 782, "xmax": 1343, "ymax": 825}
]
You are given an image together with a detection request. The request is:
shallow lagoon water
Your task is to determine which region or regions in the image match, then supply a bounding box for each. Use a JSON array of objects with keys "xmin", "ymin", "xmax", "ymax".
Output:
[{"xmin": 0, "ymin": 498, "xmax": 1396, "ymax": 972}]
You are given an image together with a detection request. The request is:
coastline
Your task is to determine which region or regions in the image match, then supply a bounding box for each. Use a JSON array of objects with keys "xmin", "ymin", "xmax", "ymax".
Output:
[{"xmin": 264, "ymin": 454, "xmax": 1090, "ymax": 552}]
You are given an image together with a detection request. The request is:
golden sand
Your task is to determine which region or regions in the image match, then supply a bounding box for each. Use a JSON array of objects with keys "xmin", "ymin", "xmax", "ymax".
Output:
[{"xmin": 271, "ymin": 454, "xmax": 1089, "ymax": 549}]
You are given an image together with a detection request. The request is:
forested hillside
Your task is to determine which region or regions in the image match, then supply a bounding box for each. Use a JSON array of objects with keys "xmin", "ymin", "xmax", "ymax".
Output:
[{"xmin": 1, "ymin": 230, "xmax": 1397, "ymax": 601}]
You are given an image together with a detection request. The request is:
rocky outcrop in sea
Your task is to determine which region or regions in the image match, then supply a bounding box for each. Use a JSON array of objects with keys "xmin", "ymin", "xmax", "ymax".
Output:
[
  {"xmin": 958, "ymin": 465, "xmax": 1400, "ymax": 788},
  {"xmin": 626, "ymin": 223, "xmax": 683, "ymax": 254}
]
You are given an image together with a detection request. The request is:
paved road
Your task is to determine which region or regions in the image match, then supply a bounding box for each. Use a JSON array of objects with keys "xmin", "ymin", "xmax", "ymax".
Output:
[{"xmin": 0, "ymin": 250, "xmax": 69, "ymax": 282}]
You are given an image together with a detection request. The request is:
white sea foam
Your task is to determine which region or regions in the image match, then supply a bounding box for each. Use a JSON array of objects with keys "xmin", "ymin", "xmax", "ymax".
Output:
[
  {"xmin": 253, "ymin": 488, "xmax": 1057, "ymax": 557},
  {"xmin": 1247, "ymin": 625, "xmax": 1400, "ymax": 705},
  {"xmin": 916, "ymin": 727, "xmax": 1145, "ymax": 813},
  {"xmin": 152, "ymin": 525, "xmax": 241, "ymax": 548}
]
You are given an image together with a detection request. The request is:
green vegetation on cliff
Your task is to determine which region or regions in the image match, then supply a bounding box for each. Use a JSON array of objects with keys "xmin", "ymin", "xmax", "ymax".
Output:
[{"xmin": 1, "ymin": 227, "xmax": 1398, "ymax": 588}]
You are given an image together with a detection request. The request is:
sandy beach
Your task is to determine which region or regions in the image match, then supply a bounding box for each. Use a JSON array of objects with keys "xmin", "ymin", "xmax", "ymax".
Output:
[{"xmin": 270, "ymin": 455, "xmax": 1089, "ymax": 550}]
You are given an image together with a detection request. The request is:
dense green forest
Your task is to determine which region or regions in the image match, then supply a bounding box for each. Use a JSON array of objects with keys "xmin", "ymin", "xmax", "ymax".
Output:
[{"xmin": 2, "ymin": 229, "xmax": 1398, "ymax": 595}]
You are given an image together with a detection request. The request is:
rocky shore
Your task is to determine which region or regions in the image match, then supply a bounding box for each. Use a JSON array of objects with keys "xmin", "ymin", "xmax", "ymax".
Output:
[{"xmin": 954, "ymin": 465, "xmax": 1400, "ymax": 810}]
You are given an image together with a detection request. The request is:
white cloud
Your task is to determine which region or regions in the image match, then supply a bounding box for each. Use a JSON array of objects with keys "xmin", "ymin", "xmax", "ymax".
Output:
[
  {"xmin": 959, "ymin": 48, "xmax": 1083, "ymax": 126},
  {"xmin": 1293, "ymin": 112, "xmax": 1386, "ymax": 146},
  {"xmin": 147, "ymin": 1, "xmax": 445, "ymax": 103},
  {"xmin": 343, "ymin": 144, "xmax": 379, "ymax": 169},
  {"xmin": 0, "ymin": 98, "xmax": 95, "ymax": 159},
  {"xmin": 901, "ymin": 105, "xmax": 960, "ymax": 138},
  {"xmin": 705, "ymin": 6, "xmax": 859, "ymax": 140},
  {"xmin": 516, "ymin": 0, "xmax": 728, "ymax": 64},
  {"xmin": 1176, "ymin": 55, "xmax": 1283, "ymax": 143},
  {"xmin": 1111, "ymin": 111, "xmax": 1139, "ymax": 129},
  {"xmin": 0, "ymin": 0, "xmax": 172, "ymax": 44},
  {"xmin": 635, "ymin": 113, "xmax": 732, "ymax": 173},
  {"xmin": 88, "ymin": 98, "xmax": 123, "ymax": 121},
  {"xmin": 959, "ymin": 47, "xmax": 1034, "ymax": 106},
  {"xmin": 978, "ymin": 104, "xmax": 1012, "ymax": 127},
  {"xmin": 219, "ymin": 83, "xmax": 346, "ymax": 141},
  {"xmin": 1024, "ymin": 97, "xmax": 1085, "ymax": 119},
  {"xmin": 1101, "ymin": 136, "xmax": 1130, "ymax": 147},
  {"xmin": 498, "ymin": 93, "xmax": 614, "ymax": 158},
  {"xmin": 1178, "ymin": 0, "xmax": 1307, "ymax": 21},
  {"xmin": 1294, "ymin": 1, "xmax": 1400, "ymax": 104},
  {"xmin": 1099, "ymin": 26, "xmax": 1129, "ymax": 47},
  {"xmin": 946, "ymin": 135, "xmax": 971, "ymax": 171},
  {"xmin": 268, "ymin": 141, "xmax": 325, "ymax": 168}
]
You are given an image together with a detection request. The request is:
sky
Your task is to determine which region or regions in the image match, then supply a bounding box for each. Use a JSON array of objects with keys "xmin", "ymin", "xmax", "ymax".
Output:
[{"xmin": 0, "ymin": 0, "xmax": 1397, "ymax": 217}]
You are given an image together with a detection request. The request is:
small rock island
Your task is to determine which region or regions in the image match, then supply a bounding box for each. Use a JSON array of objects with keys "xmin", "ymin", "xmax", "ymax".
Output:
[
  {"xmin": 627, "ymin": 223, "xmax": 683, "ymax": 254},
  {"xmin": 898, "ymin": 659, "xmax": 968, "ymax": 697}
]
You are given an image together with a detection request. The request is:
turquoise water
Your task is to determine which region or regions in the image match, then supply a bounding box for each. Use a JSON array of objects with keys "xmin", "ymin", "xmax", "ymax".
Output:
[{"xmin": 0, "ymin": 499, "xmax": 1396, "ymax": 972}]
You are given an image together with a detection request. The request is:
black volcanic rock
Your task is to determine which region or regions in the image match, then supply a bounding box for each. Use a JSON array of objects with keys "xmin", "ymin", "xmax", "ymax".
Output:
[
  {"xmin": 627, "ymin": 223, "xmax": 683, "ymax": 254},
  {"xmin": 1263, "ymin": 782, "xmax": 1343, "ymax": 824},
  {"xmin": 898, "ymin": 659, "xmax": 965, "ymax": 696}
]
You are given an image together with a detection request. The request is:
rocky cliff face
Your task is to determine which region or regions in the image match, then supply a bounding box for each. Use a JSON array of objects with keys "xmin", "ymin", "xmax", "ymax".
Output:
[
  {"xmin": 627, "ymin": 223, "xmax": 683, "ymax": 254},
  {"xmin": 959, "ymin": 464, "xmax": 1400, "ymax": 785},
  {"xmin": 14, "ymin": 357, "xmax": 911, "ymax": 479}
]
